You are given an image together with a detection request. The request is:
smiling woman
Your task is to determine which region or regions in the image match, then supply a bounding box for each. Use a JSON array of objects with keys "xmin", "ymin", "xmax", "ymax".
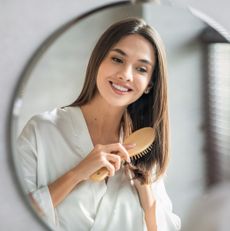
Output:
[{"xmin": 16, "ymin": 17, "xmax": 180, "ymax": 231}]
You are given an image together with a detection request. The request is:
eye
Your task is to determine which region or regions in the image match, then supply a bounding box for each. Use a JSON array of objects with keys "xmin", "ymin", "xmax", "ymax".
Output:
[
  {"xmin": 111, "ymin": 57, "xmax": 123, "ymax": 63},
  {"xmin": 136, "ymin": 67, "xmax": 147, "ymax": 73}
]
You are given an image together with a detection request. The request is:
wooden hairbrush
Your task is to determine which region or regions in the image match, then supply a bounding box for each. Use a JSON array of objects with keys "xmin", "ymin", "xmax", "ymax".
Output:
[{"xmin": 90, "ymin": 127, "xmax": 156, "ymax": 181}]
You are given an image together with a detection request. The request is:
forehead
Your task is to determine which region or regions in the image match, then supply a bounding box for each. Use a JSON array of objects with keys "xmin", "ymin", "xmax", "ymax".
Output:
[{"xmin": 111, "ymin": 34, "xmax": 155, "ymax": 62}]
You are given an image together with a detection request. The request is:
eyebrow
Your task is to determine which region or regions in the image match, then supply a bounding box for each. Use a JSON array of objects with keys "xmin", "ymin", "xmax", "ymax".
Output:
[{"xmin": 110, "ymin": 48, "xmax": 153, "ymax": 66}]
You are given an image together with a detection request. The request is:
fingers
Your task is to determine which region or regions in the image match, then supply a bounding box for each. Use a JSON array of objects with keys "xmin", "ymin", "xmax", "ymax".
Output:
[
  {"xmin": 102, "ymin": 143, "xmax": 135, "ymax": 163},
  {"xmin": 99, "ymin": 153, "xmax": 121, "ymax": 176},
  {"xmin": 106, "ymin": 154, "xmax": 121, "ymax": 171},
  {"xmin": 92, "ymin": 143, "xmax": 137, "ymax": 178},
  {"xmin": 103, "ymin": 160, "xmax": 116, "ymax": 177},
  {"xmin": 124, "ymin": 164, "xmax": 134, "ymax": 186},
  {"xmin": 123, "ymin": 143, "xmax": 136, "ymax": 150}
]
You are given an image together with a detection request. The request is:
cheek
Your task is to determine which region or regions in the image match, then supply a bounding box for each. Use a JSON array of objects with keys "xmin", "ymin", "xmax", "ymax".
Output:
[
  {"xmin": 97, "ymin": 62, "xmax": 111, "ymax": 80},
  {"xmin": 96, "ymin": 63, "xmax": 112, "ymax": 91},
  {"xmin": 135, "ymin": 78, "xmax": 150, "ymax": 92},
  {"xmin": 96, "ymin": 64, "xmax": 106, "ymax": 84}
]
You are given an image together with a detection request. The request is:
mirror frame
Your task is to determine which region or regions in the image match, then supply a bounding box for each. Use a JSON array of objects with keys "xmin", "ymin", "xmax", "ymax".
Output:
[{"xmin": 7, "ymin": 0, "xmax": 230, "ymax": 230}]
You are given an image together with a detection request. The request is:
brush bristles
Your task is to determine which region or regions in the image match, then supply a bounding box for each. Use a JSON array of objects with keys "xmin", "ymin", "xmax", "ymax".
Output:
[{"xmin": 130, "ymin": 143, "xmax": 153, "ymax": 161}]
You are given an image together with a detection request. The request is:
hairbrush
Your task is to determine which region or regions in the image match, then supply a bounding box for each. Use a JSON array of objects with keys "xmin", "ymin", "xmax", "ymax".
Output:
[{"xmin": 90, "ymin": 127, "xmax": 156, "ymax": 181}]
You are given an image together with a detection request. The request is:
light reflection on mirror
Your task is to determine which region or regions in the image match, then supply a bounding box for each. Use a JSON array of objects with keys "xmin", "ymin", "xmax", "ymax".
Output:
[{"xmin": 11, "ymin": 2, "xmax": 228, "ymax": 230}]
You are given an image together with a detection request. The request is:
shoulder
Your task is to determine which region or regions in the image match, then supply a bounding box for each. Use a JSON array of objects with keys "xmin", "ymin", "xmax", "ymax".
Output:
[
  {"xmin": 18, "ymin": 106, "xmax": 84, "ymax": 145},
  {"xmin": 19, "ymin": 107, "xmax": 77, "ymax": 136},
  {"xmin": 23, "ymin": 108, "xmax": 64, "ymax": 129}
]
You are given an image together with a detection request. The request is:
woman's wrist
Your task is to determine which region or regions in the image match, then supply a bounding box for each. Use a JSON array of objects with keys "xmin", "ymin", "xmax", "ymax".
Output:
[{"xmin": 70, "ymin": 164, "xmax": 87, "ymax": 184}]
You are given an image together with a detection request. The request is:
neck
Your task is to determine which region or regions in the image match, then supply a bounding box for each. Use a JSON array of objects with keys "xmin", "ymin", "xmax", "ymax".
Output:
[{"xmin": 80, "ymin": 94, "xmax": 126, "ymax": 145}]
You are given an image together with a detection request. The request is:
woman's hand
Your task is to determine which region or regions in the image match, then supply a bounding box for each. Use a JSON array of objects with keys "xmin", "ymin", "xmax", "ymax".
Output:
[
  {"xmin": 75, "ymin": 143, "xmax": 134, "ymax": 181},
  {"xmin": 124, "ymin": 163, "xmax": 144, "ymax": 191},
  {"xmin": 124, "ymin": 164, "xmax": 156, "ymax": 209}
]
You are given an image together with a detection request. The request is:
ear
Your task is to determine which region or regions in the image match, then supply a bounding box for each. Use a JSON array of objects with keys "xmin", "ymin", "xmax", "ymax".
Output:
[{"xmin": 144, "ymin": 82, "xmax": 153, "ymax": 94}]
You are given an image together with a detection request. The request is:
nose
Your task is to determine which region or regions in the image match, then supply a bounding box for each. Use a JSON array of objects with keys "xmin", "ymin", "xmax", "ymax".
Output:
[{"xmin": 117, "ymin": 65, "xmax": 133, "ymax": 82}]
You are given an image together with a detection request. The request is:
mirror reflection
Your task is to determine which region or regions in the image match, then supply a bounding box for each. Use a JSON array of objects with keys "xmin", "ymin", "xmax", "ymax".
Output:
[{"xmin": 11, "ymin": 2, "xmax": 229, "ymax": 231}]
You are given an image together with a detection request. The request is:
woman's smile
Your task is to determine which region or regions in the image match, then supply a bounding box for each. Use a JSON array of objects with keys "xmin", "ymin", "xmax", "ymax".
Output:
[{"xmin": 109, "ymin": 80, "xmax": 133, "ymax": 95}]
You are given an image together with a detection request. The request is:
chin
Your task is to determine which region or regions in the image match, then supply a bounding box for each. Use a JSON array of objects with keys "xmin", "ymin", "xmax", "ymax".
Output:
[{"xmin": 105, "ymin": 98, "xmax": 129, "ymax": 108}]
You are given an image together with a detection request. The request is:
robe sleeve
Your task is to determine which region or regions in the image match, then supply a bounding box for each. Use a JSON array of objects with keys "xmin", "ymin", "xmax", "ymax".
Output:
[
  {"xmin": 151, "ymin": 177, "xmax": 181, "ymax": 231},
  {"xmin": 16, "ymin": 119, "xmax": 57, "ymax": 227}
]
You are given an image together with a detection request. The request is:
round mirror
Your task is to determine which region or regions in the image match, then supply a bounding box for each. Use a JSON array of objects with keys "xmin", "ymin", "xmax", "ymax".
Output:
[{"xmin": 10, "ymin": 1, "xmax": 230, "ymax": 230}]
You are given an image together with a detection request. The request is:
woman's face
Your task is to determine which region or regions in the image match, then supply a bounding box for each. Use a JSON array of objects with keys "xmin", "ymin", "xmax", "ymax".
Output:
[{"xmin": 96, "ymin": 34, "xmax": 156, "ymax": 108}]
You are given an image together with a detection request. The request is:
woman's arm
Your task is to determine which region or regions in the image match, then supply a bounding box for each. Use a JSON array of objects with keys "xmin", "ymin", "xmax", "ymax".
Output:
[
  {"xmin": 125, "ymin": 165, "xmax": 157, "ymax": 230},
  {"xmin": 48, "ymin": 165, "xmax": 85, "ymax": 207},
  {"xmin": 125, "ymin": 163, "xmax": 181, "ymax": 231},
  {"xmin": 48, "ymin": 143, "xmax": 131, "ymax": 207},
  {"xmin": 133, "ymin": 179, "xmax": 157, "ymax": 231}
]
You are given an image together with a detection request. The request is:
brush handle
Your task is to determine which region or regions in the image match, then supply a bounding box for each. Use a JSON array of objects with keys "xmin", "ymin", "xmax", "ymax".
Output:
[{"xmin": 90, "ymin": 167, "xmax": 109, "ymax": 181}]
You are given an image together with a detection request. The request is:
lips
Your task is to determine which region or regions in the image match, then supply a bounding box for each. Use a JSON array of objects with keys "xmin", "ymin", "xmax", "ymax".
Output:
[{"xmin": 109, "ymin": 81, "xmax": 132, "ymax": 93}]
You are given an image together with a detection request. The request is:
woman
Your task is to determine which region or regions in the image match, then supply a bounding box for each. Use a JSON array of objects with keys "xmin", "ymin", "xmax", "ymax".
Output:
[{"xmin": 17, "ymin": 17, "xmax": 181, "ymax": 231}]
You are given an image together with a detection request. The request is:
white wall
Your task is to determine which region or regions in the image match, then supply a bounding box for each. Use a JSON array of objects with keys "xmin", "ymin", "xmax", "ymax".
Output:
[{"xmin": 1, "ymin": 0, "xmax": 230, "ymax": 230}]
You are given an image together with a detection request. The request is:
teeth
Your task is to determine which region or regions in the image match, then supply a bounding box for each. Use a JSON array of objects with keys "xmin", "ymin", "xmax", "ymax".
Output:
[{"xmin": 112, "ymin": 83, "xmax": 129, "ymax": 92}]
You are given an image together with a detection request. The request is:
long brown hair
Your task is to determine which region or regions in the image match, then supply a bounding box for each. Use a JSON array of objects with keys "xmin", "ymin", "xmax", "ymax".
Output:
[{"xmin": 69, "ymin": 17, "xmax": 169, "ymax": 183}]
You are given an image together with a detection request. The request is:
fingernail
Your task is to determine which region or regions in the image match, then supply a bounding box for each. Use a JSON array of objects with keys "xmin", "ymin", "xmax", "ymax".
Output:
[{"xmin": 125, "ymin": 143, "xmax": 136, "ymax": 149}]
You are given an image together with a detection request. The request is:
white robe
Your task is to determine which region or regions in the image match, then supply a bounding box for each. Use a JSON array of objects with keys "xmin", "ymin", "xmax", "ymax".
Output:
[{"xmin": 17, "ymin": 106, "xmax": 181, "ymax": 231}]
